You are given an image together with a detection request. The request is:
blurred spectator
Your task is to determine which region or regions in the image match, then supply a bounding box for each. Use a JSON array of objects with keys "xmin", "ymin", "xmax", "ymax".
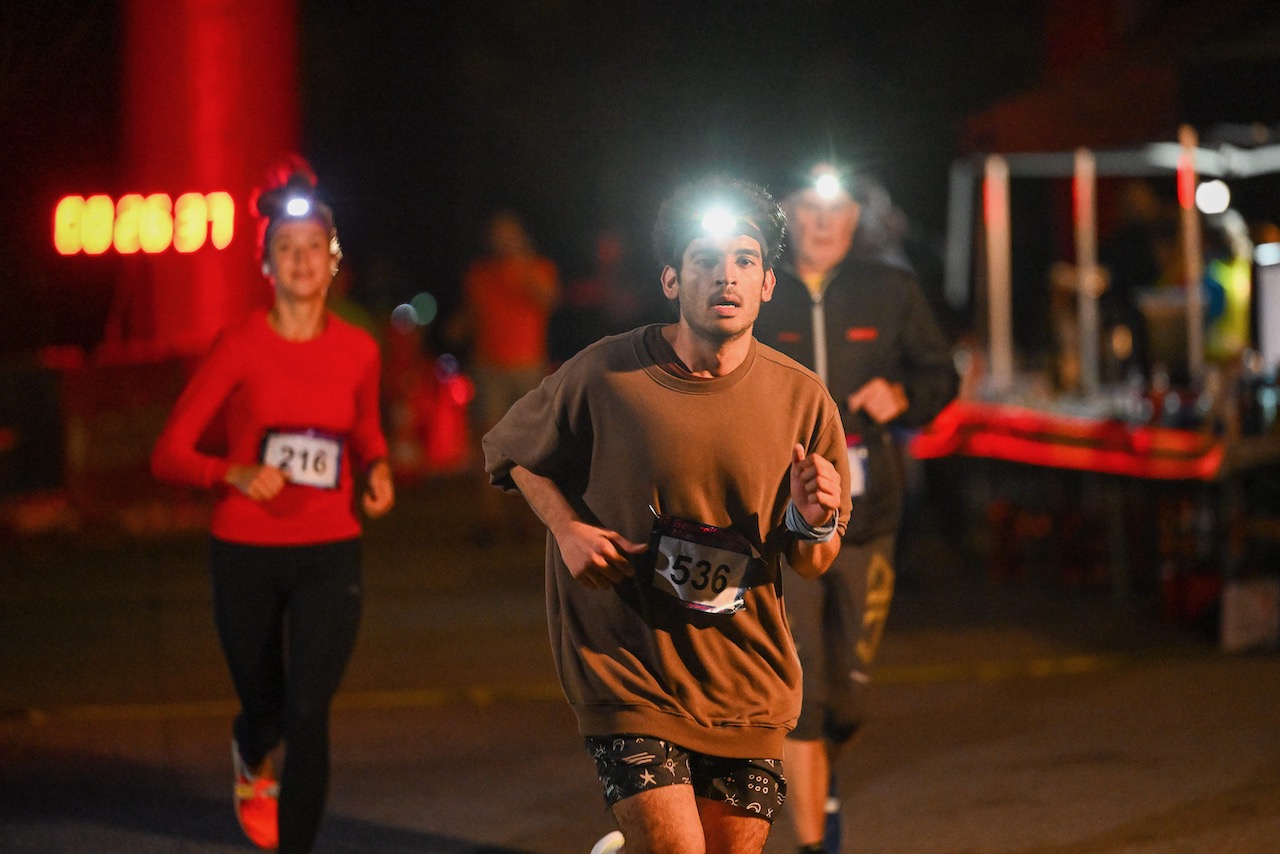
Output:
[
  {"xmin": 452, "ymin": 209, "xmax": 561, "ymax": 429},
  {"xmin": 449, "ymin": 209, "xmax": 560, "ymax": 539},
  {"xmin": 1098, "ymin": 179, "xmax": 1179, "ymax": 377},
  {"xmin": 1203, "ymin": 209, "xmax": 1253, "ymax": 365},
  {"xmin": 383, "ymin": 322, "xmax": 474, "ymax": 482}
]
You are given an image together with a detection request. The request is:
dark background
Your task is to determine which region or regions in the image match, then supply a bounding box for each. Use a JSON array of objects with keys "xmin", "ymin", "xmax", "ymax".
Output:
[
  {"xmin": 1, "ymin": 0, "xmax": 1045, "ymax": 354},
  {"xmin": 5, "ymin": 1, "xmax": 1280, "ymax": 356},
  {"xmin": 298, "ymin": 0, "xmax": 1047, "ymax": 319}
]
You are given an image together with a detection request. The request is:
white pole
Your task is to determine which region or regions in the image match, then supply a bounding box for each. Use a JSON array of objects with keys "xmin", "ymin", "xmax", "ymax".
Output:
[
  {"xmin": 1075, "ymin": 147, "xmax": 1100, "ymax": 396},
  {"xmin": 984, "ymin": 155, "xmax": 1014, "ymax": 395},
  {"xmin": 1179, "ymin": 124, "xmax": 1205, "ymax": 386}
]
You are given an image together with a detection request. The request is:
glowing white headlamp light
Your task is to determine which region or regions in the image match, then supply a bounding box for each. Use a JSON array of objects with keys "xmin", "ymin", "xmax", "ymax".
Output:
[
  {"xmin": 285, "ymin": 197, "xmax": 312, "ymax": 217},
  {"xmin": 700, "ymin": 206, "xmax": 737, "ymax": 238},
  {"xmin": 814, "ymin": 172, "xmax": 843, "ymax": 200}
]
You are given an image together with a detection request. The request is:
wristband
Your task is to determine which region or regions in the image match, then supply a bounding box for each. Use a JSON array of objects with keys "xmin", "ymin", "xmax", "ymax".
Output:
[{"xmin": 785, "ymin": 501, "xmax": 838, "ymax": 543}]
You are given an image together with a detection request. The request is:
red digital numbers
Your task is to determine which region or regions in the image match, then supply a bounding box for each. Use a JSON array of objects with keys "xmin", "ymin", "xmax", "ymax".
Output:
[{"xmin": 54, "ymin": 191, "xmax": 235, "ymax": 256}]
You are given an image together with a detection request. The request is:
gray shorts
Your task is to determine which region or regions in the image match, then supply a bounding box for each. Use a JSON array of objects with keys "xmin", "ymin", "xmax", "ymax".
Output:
[
  {"xmin": 585, "ymin": 734, "xmax": 786, "ymax": 823},
  {"xmin": 785, "ymin": 533, "xmax": 896, "ymax": 743}
]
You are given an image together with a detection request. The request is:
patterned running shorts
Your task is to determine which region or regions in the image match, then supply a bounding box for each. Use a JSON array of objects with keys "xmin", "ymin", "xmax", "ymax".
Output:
[{"xmin": 585, "ymin": 734, "xmax": 786, "ymax": 823}]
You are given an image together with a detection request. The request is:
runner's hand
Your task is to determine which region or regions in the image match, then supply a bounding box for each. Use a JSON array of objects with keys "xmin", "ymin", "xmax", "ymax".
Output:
[
  {"xmin": 362, "ymin": 459, "xmax": 395, "ymax": 518},
  {"xmin": 225, "ymin": 464, "xmax": 287, "ymax": 502},
  {"xmin": 789, "ymin": 443, "xmax": 840, "ymax": 529},
  {"xmin": 847, "ymin": 377, "xmax": 908, "ymax": 424},
  {"xmin": 556, "ymin": 520, "xmax": 647, "ymax": 590}
]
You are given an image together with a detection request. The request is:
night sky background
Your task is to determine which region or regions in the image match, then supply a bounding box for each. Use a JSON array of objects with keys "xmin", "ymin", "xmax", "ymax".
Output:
[
  {"xmin": 4, "ymin": 1, "xmax": 1280, "ymax": 356},
  {"xmin": 296, "ymin": 0, "xmax": 1041, "ymax": 306},
  {"xmin": 1, "ymin": 0, "xmax": 1046, "ymax": 355}
]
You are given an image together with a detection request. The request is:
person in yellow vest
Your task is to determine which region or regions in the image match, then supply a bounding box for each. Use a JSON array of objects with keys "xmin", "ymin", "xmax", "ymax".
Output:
[{"xmin": 1203, "ymin": 209, "xmax": 1253, "ymax": 365}]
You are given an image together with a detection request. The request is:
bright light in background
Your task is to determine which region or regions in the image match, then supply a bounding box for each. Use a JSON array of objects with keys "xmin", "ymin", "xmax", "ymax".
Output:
[
  {"xmin": 700, "ymin": 206, "xmax": 736, "ymax": 237},
  {"xmin": 174, "ymin": 193, "xmax": 208, "ymax": 252},
  {"xmin": 1256, "ymin": 243, "xmax": 1280, "ymax": 267},
  {"xmin": 81, "ymin": 195, "xmax": 114, "ymax": 255},
  {"xmin": 1176, "ymin": 151, "xmax": 1195, "ymax": 209},
  {"xmin": 390, "ymin": 303, "xmax": 418, "ymax": 333},
  {"xmin": 1195, "ymin": 180, "xmax": 1230, "ymax": 215},
  {"xmin": 410, "ymin": 292, "xmax": 438, "ymax": 326},
  {"xmin": 390, "ymin": 293, "xmax": 440, "ymax": 334},
  {"xmin": 814, "ymin": 172, "xmax": 842, "ymax": 200},
  {"xmin": 54, "ymin": 191, "xmax": 236, "ymax": 255},
  {"xmin": 138, "ymin": 194, "xmax": 174, "ymax": 253},
  {"xmin": 113, "ymin": 194, "xmax": 145, "ymax": 253},
  {"xmin": 207, "ymin": 192, "xmax": 235, "ymax": 249}
]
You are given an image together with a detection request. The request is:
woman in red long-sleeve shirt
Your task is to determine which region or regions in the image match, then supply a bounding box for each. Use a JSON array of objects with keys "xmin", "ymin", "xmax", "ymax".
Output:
[{"xmin": 152, "ymin": 162, "xmax": 394, "ymax": 854}]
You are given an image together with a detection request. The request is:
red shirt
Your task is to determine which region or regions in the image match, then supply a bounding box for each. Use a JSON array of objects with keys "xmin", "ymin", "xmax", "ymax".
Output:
[
  {"xmin": 152, "ymin": 310, "xmax": 388, "ymax": 545},
  {"xmin": 464, "ymin": 256, "xmax": 559, "ymax": 367}
]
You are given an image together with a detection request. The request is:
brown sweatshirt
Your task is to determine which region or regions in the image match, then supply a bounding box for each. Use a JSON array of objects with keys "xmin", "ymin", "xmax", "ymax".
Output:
[{"xmin": 484, "ymin": 324, "xmax": 851, "ymax": 758}]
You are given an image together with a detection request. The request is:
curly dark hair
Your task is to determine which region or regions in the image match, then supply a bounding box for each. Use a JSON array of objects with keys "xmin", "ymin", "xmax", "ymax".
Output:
[{"xmin": 652, "ymin": 174, "xmax": 786, "ymax": 271}]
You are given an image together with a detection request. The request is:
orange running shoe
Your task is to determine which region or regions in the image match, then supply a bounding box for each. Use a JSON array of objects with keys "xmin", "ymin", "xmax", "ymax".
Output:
[{"xmin": 232, "ymin": 741, "xmax": 279, "ymax": 850}]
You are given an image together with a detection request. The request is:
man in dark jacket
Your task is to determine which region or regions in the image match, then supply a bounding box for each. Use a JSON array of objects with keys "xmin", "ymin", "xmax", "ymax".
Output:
[{"xmin": 754, "ymin": 162, "xmax": 958, "ymax": 854}]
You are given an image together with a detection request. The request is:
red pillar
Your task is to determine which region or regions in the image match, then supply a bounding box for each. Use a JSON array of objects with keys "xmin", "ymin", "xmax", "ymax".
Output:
[{"xmin": 115, "ymin": 0, "xmax": 298, "ymax": 358}]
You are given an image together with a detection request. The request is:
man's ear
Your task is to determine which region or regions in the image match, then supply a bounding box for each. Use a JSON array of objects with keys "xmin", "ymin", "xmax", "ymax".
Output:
[
  {"xmin": 660, "ymin": 265, "xmax": 680, "ymax": 301},
  {"xmin": 760, "ymin": 267, "xmax": 777, "ymax": 303}
]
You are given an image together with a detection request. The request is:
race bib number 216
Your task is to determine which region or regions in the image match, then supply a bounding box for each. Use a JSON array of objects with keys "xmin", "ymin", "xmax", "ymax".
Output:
[{"xmin": 260, "ymin": 428, "xmax": 344, "ymax": 490}]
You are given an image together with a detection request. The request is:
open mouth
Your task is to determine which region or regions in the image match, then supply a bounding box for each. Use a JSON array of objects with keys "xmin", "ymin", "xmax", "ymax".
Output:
[{"xmin": 711, "ymin": 294, "xmax": 741, "ymax": 315}]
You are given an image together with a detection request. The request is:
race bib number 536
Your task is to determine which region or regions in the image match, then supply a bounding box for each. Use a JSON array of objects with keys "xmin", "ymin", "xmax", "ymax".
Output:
[
  {"xmin": 648, "ymin": 513, "xmax": 757, "ymax": 614},
  {"xmin": 259, "ymin": 428, "xmax": 345, "ymax": 490}
]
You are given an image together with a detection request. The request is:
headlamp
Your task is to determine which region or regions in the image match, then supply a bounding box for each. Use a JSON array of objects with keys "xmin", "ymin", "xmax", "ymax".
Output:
[
  {"xmin": 285, "ymin": 197, "xmax": 311, "ymax": 217},
  {"xmin": 814, "ymin": 172, "xmax": 843, "ymax": 200},
  {"xmin": 695, "ymin": 204, "xmax": 769, "ymax": 256},
  {"xmin": 700, "ymin": 206, "xmax": 737, "ymax": 238}
]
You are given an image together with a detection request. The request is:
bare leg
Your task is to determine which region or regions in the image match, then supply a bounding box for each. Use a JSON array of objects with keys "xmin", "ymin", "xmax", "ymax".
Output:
[
  {"xmin": 697, "ymin": 797, "xmax": 772, "ymax": 854},
  {"xmin": 611, "ymin": 785, "xmax": 706, "ymax": 854},
  {"xmin": 784, "ymin": 736, "xmax": 829, "ymax": 847}
]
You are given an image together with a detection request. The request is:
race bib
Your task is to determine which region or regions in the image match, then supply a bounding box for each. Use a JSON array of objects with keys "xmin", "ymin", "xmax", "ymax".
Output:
[
  {"xmin": 846, "ymin": 436, "xmax": 868, "ymax": 498},
  {"xmin": 648, "ymin": 512, "xmax": 756, "ymax": 614},
  {"xmin": 260, "ymin": 428, "xmax": 345, "ymax": 490}
]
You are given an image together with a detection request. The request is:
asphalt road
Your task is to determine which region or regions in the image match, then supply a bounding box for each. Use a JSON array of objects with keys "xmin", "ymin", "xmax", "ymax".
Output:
[{"xmin": 2, "ymin": 475, "xmax": 1279, "ymax": 853}]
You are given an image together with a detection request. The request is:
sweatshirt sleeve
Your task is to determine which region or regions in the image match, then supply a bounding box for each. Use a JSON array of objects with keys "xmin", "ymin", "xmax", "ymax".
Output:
[
  {"xmin": 150, "ymin": 336, "xmax": 239, "ymax": 489},
  {"xmin": 482, "ymin": 360, "xmax": 586, "ymax": 493},
  {"xmin": 819, "ymin": 403, "xmax": 854, "ymax": 540}
]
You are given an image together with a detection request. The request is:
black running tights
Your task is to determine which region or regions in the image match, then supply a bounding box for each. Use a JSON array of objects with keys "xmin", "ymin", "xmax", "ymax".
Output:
[{"xmin": 210, "ymin": 536, "xmax": 363, "ymax": 854}]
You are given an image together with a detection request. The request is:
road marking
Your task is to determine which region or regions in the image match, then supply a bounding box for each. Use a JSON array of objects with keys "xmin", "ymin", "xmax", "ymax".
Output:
[
  {"xmin": 4, "ymin": 652, "xmax": 1195, "ymax": 724},
  {"xmin": 5, "ymin": 683, "xmax": 566, "ymax": 724},
  {"xmin": 875, "ymin": 652, "xmax": 1133, "ymax": 684}
]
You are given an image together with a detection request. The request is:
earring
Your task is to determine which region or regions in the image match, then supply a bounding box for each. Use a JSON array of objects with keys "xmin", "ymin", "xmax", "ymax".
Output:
[{"xmin": 261, "ymin": 263, "xmax": 270, "ymax": 277}]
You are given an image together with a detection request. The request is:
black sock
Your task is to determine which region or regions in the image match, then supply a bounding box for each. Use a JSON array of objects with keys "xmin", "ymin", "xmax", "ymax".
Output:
[{"xmin": 799, "ymin": 845, "xmax": 825, "ymax": 854}]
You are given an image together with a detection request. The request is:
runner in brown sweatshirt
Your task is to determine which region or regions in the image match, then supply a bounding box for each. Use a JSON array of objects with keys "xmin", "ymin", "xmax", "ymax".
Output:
[{"xmin": 484, "ymin": 175, "xmax": 853, "ymax": 854}]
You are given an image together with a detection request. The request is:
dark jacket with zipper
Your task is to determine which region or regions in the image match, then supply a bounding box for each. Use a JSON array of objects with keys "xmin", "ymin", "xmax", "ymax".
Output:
[{"xmin": 754, "ymin": 255, "xmax": 958, "ymax": 543}]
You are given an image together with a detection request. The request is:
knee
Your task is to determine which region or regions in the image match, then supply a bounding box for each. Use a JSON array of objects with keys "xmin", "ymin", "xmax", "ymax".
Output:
[{"xmin": 281, "ymin": 697, "xmax": 331, "ymax": 743}]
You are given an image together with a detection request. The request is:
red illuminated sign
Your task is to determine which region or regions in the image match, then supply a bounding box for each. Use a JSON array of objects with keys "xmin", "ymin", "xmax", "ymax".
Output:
[{"xmin": 54, "ymin": 191, "xmax": 235, "ymax": 255}]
